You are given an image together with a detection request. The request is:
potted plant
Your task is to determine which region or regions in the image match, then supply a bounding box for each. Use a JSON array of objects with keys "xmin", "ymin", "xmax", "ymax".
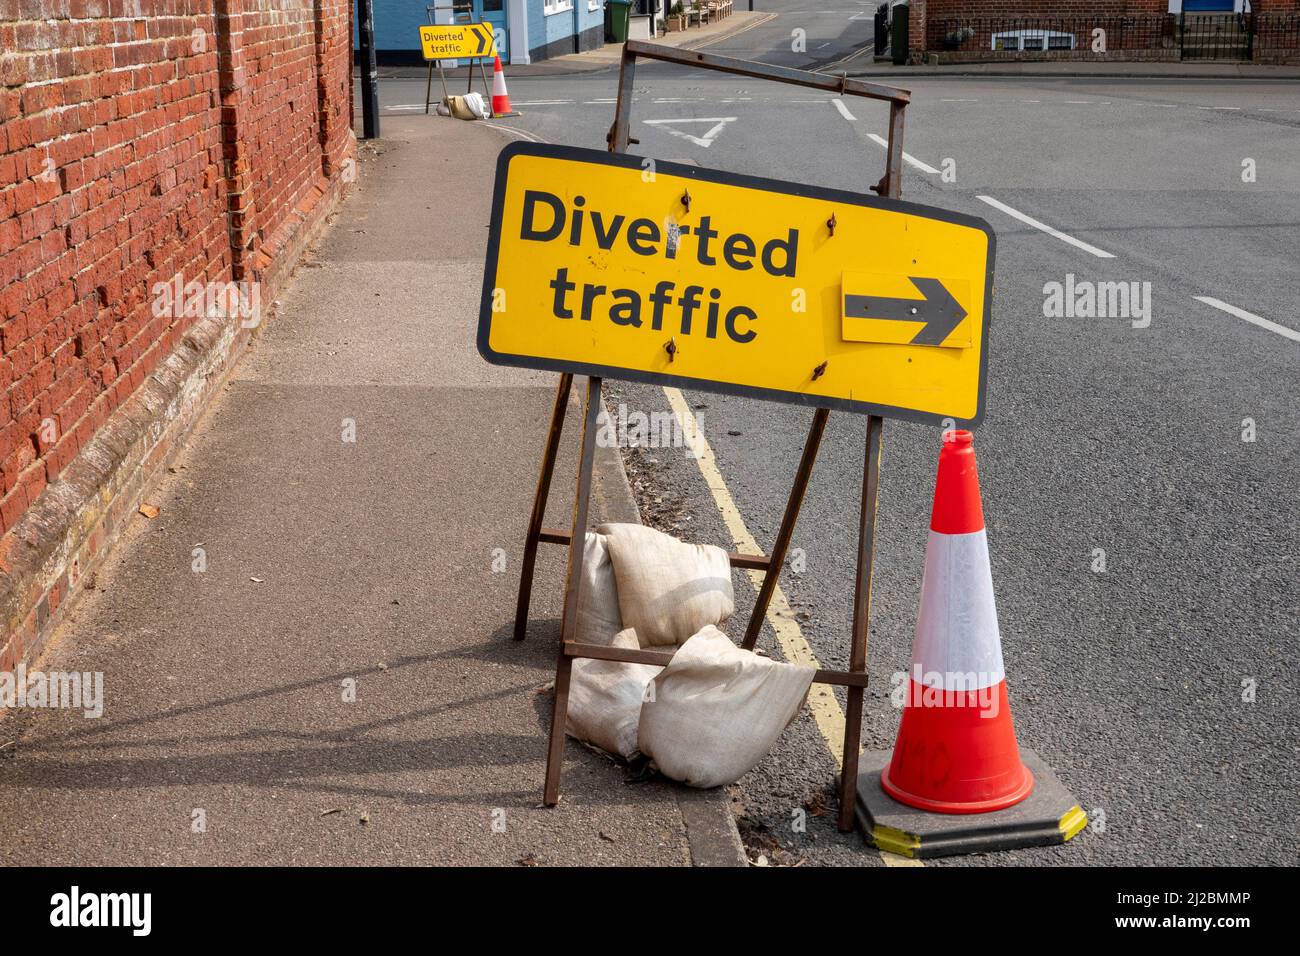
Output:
[{"xmin": 666, "ymin": 1, "xmax": 687, "ymax": 32}]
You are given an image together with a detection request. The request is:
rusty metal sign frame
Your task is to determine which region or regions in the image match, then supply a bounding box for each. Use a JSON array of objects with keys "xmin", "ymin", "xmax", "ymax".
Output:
[{"xmin": 512, "ymin": 40, "xmax": 911, "ymax": 833}]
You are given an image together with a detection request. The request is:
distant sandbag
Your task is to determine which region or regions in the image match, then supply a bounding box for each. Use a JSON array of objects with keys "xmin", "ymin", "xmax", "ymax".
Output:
[
  {"xmin": 565, "ymin": 628, "xmax": 661, "ymax": 760},
  {"xmin": 576, "ymin": 531, "xmax": 623, "ymax": 647},
  {"xmin": 638, "ymin": 625, "xmax": 814, "ymax": 788},
  {"xmin": 600, "ymin": 523, "xmax": 734, "ymax": 648}
]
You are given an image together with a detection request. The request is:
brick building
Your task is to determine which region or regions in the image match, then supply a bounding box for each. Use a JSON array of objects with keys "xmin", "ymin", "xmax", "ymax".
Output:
[{"xmin": 903, "ymin": 0, "xmax": 1300, "ymax": 62}]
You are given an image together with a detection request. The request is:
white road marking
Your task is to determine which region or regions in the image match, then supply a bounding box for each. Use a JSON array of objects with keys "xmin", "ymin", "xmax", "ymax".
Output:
[
  {"xmin": 653, "ymin": 97, "xmax": 705, "ymax": 103},
  {"xmin": 510, "ymin": 99, "xmax": 572, "ymax": 106},
  {"xmin": 976, "ymin": 195, "xmax": 1116, "ymax": 259},
  {"xmin": 1198, "ymin": 105, "xmax": 1240, "ymax": 110},
  {"xmin": 1194, "ymin": 296, "xmax": 1300, "ymax": 343},
  {"xmin": 642, "ymin": 116, "xmax": 736, "ymax": 148},
  {"xmin": 865, "ymin": 133, "xmax": 940, "ymax": 175},
  {"xmin": 940, "ymin": 97, "xmax": 979, "ymax": 102},
  {"xmin": 1064, "ymin": 100, "xmax": 1091, "ymax": 104},
  {"xmin": 584, "ymin": 98, "xmax": 618, "ymax": 104},
  {"xmin": 481, "ymin": 122, "xmax": 543, "ymax": 142},
  {"xmin": 831, "ymin": 98, "xmax": 857, "ymax": 121},
  {"xmin": 663, "ymin": 388, "xmax": 919, "ymax": 868}
]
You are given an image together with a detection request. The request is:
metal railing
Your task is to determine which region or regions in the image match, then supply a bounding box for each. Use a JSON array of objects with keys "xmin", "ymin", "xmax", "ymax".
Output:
[
  {"xmin": 1248, "ymin": 13, "xmax": 1300, "ymax": 60},
  {"xmin": 1180, "ymin": 12, "xmax": 1251, "ymax": 60},
  {"xmin": 929, "ymin": 16, "xmax": 1172, "ymax": 56}
]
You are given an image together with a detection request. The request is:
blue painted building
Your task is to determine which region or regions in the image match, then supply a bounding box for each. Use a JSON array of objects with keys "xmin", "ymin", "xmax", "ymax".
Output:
[{"xmin": 363, "ymin": 0, "xmax": 608, "ymax": 64}]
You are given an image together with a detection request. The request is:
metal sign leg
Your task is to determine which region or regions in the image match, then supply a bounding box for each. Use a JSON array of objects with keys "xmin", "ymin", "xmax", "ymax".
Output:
[
  {"xmin": 514, "ymin": 373, "xmax": 574, "ymax": 641},
  {"xmin": 839, "ymin": 413, "xmax": 884, "ymax": 831},
  {"xmin": 741, "ymin": 408, "xmax": 829, "ymax": 650},
  {"xmin": 543, "ymin": 376, "xmax": 603, "ymax": 806}
]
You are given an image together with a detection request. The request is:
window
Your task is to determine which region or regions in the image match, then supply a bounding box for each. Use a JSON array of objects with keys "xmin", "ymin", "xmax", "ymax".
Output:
[
  {"xmin": 545, "ymin": 0, "xmax": 574, "ymax": 14},
  {"xmin": 991, "ymin": 30, "xmax": 1076, "ymax": 51}
]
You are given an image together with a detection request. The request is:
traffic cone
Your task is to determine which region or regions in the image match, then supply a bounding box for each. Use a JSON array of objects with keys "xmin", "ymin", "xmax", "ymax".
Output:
[
  {"xmin": 490, "ymin": 55, "xmax": 517, "ymax": 117},
  {"xmin": 880, "ymin": 429, "xmax": 1035, "ymax": 814}
]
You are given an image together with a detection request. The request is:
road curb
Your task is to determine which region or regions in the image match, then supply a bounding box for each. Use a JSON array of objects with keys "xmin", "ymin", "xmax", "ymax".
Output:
[{"xmin": 591, "ymin": 394, "xmax": 749, "ymax": 868}]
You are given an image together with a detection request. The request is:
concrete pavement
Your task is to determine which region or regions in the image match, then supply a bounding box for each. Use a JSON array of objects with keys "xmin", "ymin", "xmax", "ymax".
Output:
[{"xmin": 0, "ymin": 115, "xmax": 746, "ymax": 866}]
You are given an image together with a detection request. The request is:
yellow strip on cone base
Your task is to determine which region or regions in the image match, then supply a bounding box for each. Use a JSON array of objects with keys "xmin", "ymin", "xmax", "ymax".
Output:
[
  {"xmin": 1058, "ymin": 806, "xmax": 1088, "ymax": 842},
  {"xmin": 871, "ymin": 825, "xmax": 922, "ymax": 858}
]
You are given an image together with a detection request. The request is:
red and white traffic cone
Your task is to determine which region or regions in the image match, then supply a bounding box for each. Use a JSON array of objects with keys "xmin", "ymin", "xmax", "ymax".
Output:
[
  {"xmin": 490, "ymin": 55, "xmax": 517, "ymax": 117},
  {"xmin": 880, "ymin": 429, "xmax": 1035, "ymax": 814}
]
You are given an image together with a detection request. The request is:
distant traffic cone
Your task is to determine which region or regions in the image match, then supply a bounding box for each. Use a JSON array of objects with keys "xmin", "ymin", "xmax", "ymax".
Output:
[
  {"xmin": 490, "ymin": 55, "xmax": 517, "ymax": 117},
  {"xmin": 880, "ymin": 430, "xmax": 1034, "ymax": 814}
]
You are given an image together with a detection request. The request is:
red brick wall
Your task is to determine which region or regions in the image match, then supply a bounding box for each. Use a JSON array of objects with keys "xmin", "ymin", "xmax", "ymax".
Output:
[{"xmin": 0, "ymin": 0, "xmax": 355, "ymax": 535}]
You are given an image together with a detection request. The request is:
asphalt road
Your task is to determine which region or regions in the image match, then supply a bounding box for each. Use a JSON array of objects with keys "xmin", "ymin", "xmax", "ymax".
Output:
[{"xmin": 378, "ymin": 8, "xmax": 1298, "ymax": 865}]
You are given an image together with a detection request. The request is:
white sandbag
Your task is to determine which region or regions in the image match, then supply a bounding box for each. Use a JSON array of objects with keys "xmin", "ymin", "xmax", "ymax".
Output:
[
  {"xmin": 638, "ymin": 625, "xmax": 814, "ymax": 788},
  {"xmin": 565, "ymin": 628, "xmax": 662, "ymax": 760},
  {"xmin": 600, "ymin": 522, "xmax": 734, "ymax": 648},
  {"xmin": 464, "ymin": 91, "xmax": 491, "ymax": 119},
  {"xmin": 445, "ymin": 92, "xmax": 490, "ymax": 120},
  {"xmin": 575, "ymin": 531, "xmax": 623, "ymax": 647}
]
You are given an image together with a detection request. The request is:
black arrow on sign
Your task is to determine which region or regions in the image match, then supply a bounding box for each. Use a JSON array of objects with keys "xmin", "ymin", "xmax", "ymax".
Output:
[
  {"xmin": 843, "ymin": 277, "xmax": 967, "ymax": 346},
  {"xmin": 472, "ymin": 25, "xmax": 489, "ymax": 55}
]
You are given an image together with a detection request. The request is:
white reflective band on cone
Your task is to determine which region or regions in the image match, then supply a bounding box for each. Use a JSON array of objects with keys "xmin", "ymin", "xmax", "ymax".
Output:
[{"xmin": 912, "ymin": 528, "xmax": 1004, "ymax": 690}]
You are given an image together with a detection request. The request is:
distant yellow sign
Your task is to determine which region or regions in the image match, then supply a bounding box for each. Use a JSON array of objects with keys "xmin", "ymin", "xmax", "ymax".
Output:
[
  {"xmin": 419, "ymin": 23, "xmax": 495, "ymax": 59},
  {"xmin": 478, "ymin": 144, "xmax": 996, "ymax": 425}
]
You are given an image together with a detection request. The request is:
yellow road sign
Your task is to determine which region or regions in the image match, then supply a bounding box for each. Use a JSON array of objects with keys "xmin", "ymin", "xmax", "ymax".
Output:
[
  {"xmin": 419, "ymin": 23, "xmax": 495, "ymax": 60},
  {"xmin": 478, "ymin": 143, "xmax": 996, "ymax": 425}
]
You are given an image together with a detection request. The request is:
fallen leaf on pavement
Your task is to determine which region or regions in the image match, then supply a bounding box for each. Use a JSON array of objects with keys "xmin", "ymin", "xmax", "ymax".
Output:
[{"xmin": 138, "ymin": 504, "xmax": 160, "ymax": 518}]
